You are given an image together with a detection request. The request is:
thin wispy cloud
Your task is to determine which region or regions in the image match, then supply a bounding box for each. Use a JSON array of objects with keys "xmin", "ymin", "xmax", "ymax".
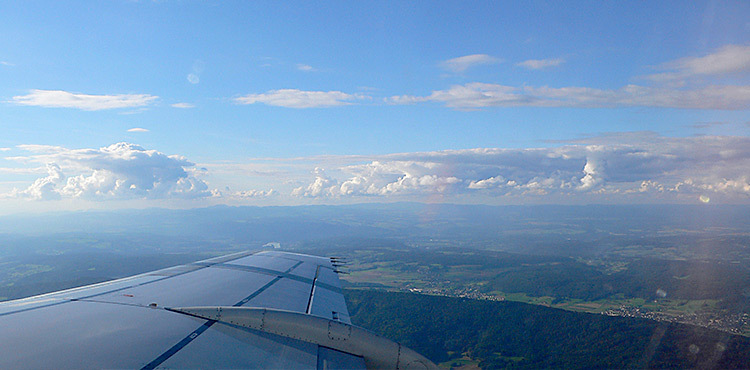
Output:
[
  {"xmin": 690, "ymin": 121, "xmax": 730, "ymax": 129},
  {"xmin": 0, "ymin": 166, "xmax": 44, "ymax": 175},
  {"xmin": 645, "ymin": 44, "xmax": 750, "ymax": 82},
  {"xmin": 669, "ymin": 44, "xmax": 750, "ymax": 76},
  {"xmin": 0, "ymin": 148, "xmax": 11, "ymax": 152},
  {"xmin": 0, "ymin": 61, "xmax": 14, "ymax": 67},
  {"xmin": 297, "ymin": 64, "xmax": 316, "ymax": 72},
  {"xmin": 14, "ymin": 144, "xmax": 66, "ymax": 154},
  {"xmin": 171, "ymin": 102, "xmax": 195, "ymax": 108},
  {"xmin": 11, "ymin": 90, "xmax": 158, "ymax": 111},
  {"xmin": 127, "ymin": 128, "xmax": 149, "ymax": 132},
  {"xmin": 393, "ymin": 44, "xmax": 750, "ymax": 110},
  {"xmin": 388, "ymin": 82, "xmax": 750, "ymax": 110},
  {"xmin": 441, "ymin": 54, "xmax": 501, "ymax": 73},
  {"xmin": 516, "ymin": 58, "xmax": 565, "ymax": 70},
  {"xmin": 235, "ymin": 89, "xmax": 365, "ymax": 108}
]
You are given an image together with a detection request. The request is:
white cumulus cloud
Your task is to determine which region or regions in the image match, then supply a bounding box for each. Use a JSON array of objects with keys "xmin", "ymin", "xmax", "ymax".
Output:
[
  {"xmin": 11, "ymin": 90, "xmax": 158, "ymax": 111},
  {"xmin": 235, "ymin": 89, "xmax": 364, "ymax": 108},
  {"xmin": 468, "ymin": 175, "xmax": 506, "ymax": 189},
  {"xmin": 441, "ymin": 54, "xmax": 501, "ymax": 72},
  {"xmin": 231, "ymin": 189, "xmax": 278, "ymax": 198},
  {"xmin": 292, "ymin": 167, "xmax": 337, "ymax": 197},
  {"xmin": 5, "ymin": 143, "xmax": 212, "ymax": 200},
  {"xmin": 13, "ymin": 163, "xmax": 65, "ymax": 200}
]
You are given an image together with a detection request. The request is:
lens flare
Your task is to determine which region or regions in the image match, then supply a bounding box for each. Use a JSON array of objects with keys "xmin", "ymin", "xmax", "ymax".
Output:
[{"xmin": 187, "ymin": 73, "xmax": 200, "ymax": 84}]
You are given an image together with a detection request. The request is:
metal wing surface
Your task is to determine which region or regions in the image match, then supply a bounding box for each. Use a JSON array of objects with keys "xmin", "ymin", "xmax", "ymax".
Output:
[{"xmin": 0, "ymin": 250, "xmax": 435, "ymax": 369}]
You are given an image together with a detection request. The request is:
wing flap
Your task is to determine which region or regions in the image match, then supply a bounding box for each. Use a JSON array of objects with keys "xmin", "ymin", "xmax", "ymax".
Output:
[{"xmin": 171, "ymin": 306, "xmax": 435, "ymax": 369}]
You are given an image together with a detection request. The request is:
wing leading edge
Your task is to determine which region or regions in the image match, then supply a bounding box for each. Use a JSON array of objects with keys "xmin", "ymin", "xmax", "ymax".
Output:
[{"xmin": 0, "ymin": 250, "xmax": 436, "ymax": 369}]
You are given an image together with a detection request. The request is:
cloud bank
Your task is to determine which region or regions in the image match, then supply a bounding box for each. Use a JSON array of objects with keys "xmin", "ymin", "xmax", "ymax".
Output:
[
  {"xmin": 289, "ymin": 134, "xmax": 750, "ymax": 202},
  {"xmin": 5, "ymin": 143, "xmax": 212, "ymax": 200},
  {"xmin": 11, "ymin": 90, "xmax": 158, "ymax": 111},
  {"xmin": 6, "ymin": 135, "xmax": 749, "ymax": 205}
]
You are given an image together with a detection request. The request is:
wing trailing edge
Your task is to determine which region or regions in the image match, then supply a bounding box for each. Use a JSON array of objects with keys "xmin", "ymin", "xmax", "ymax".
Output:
[{"xmin": 170, "ymin": 306, "xmax": 437, "ymax": 369}]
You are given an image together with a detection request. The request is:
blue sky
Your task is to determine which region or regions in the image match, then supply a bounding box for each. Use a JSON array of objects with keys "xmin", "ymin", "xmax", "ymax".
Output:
[{"xmin": 1, "ymin": 1, "xmax": 749, "ymax": 213}]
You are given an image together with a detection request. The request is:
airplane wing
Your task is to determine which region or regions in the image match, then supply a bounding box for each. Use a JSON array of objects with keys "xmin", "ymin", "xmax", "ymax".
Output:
[{"xmin": 0, "ymin": 250, "xmax": 435, "ymax": 369}]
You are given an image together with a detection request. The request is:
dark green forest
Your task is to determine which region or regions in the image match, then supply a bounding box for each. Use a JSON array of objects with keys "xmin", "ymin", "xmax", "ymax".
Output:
[{"xmin": 345, "ymin": 289, "xmax": 750, "ymax": 369}]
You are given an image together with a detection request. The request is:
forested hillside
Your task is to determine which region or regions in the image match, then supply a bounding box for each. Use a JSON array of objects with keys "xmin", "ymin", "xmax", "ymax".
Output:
[{"xmin": 345, "ymin": 289, "xmax": 750, "ymax": 369}]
